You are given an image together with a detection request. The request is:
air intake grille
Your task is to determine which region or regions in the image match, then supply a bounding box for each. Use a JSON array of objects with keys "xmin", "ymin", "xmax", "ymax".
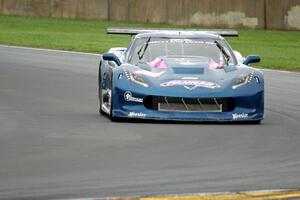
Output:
[{"xmin": 144, "ymin": 96, "xmax": 235, "ymax": 112}]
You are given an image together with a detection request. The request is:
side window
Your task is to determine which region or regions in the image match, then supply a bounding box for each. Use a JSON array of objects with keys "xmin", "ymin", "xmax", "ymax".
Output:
[
  {"xmin": 219, "ymin": 39, "xmax": 237, "ymax": 65},
  {"xmin": 123, "ymin": 40, "xmax": 134, "ymax": 63}
]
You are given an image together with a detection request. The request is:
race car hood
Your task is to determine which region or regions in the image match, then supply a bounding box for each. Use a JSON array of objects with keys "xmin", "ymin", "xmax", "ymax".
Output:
[{"xmin": 121, "ymin": 56, "xmax": 255, "ymax": 94}]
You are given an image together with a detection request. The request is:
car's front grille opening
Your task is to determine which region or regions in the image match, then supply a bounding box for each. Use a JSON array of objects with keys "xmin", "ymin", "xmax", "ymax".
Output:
[{"xmin": 144, "ymin": 96, "xmax": 235, "ymax": 112}]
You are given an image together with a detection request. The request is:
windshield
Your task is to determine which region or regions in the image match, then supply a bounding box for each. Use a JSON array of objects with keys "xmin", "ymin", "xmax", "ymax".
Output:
[{"xmin": 127, "ymin": 37, "xmax": 236, "ymax": 66}]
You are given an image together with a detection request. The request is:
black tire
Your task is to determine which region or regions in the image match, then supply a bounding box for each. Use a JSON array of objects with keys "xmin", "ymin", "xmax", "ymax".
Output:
[{"xmin": 98, "ymin": 60, "xmax": 106, "ymax": 116}]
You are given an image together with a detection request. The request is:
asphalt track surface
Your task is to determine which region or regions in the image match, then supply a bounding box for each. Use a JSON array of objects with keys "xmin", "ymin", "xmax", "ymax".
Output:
[{"xmin": 0, "ymin": 45, "xmax": 300, "ymax": 200}]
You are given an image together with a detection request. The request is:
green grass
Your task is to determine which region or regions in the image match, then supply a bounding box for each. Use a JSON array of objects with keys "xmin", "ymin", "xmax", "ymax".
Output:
[{"xmin": 0, "ymin": 15, "xmax": 300, "ymax": 71}]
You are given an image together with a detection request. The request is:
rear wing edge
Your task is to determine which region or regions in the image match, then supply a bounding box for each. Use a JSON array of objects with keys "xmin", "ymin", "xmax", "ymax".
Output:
[{"xmin": 106, "ymin": 27, "xmax": 238, "ymax": 37}]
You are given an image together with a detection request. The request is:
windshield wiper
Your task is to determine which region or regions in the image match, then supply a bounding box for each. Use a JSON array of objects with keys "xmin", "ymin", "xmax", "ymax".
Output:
[
  {"xmin": 214, "ymin": 40, "xmax": 230, "ymax": 65},
  {"xmin": 137, "ymin": 37, "xmax": 151, "ymax": 60}
]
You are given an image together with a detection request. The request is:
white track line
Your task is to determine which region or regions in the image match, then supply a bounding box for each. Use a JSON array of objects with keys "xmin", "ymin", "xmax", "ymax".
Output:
[{"xmin": 1, "ymin": 44, "xmax": 299, "ymax": 75}]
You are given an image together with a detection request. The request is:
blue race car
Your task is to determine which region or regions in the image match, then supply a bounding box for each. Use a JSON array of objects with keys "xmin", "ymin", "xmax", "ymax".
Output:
[{"xmin": 98, "ymin": 28, "xmax": 264, "ymax": 123}]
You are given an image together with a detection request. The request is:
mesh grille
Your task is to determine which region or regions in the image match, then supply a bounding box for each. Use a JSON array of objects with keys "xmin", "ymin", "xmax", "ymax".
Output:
[{"xmin": 144, "ymin": 96, "xmax": 235, "ymax": 112}]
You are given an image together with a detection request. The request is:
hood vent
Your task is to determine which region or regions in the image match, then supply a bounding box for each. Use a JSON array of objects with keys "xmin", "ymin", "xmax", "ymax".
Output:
[{"xmin": 173, "ymin": 67, "xmax": 204, "ymax": 74}]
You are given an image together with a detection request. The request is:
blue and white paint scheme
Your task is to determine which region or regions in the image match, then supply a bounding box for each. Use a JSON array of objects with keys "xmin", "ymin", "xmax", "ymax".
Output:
[{"xmin": 98, "ymin": 28, "xmax": 264, "ymax": 123}]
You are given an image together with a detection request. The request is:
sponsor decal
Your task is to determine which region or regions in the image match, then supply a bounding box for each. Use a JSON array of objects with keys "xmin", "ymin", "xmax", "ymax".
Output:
[
  {"xmin": 149, "ymin": 39, "xmax": 215, "ymax": 45},
  {"xmin": 128, "ymin": 112, "xmax": 146, "ymax": 118},
  {"xmin": 181, "ymin": 77, "xmax": 198, "ymax": 80},
  {"xmin": 124, "ymin": 91, "xmax": 143, "ymax": 103},
  {"xmin": 178, "ymin": 60, "xmax": 198, "ymax": 66},
  {"xmin": 232, "ymin": 113, "xmax": 249, "ymax": 120},
  {"xmin": 160, "ymin": 80, "xmax": 220, "ymax": 90},
  {"xmin": 118, "ymin": 73, "xmax": 123, "ymax": 80}
]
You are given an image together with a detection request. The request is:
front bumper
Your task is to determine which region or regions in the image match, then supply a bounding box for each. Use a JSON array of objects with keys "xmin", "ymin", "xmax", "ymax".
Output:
[{"xmin": 111, "ymin": 87, "xmax": 264, "ymax": 122}]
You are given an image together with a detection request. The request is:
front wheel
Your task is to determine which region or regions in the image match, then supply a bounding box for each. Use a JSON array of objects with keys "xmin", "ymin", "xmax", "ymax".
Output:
[
  {"xmin": 99, "ymin": 90, "xmax": 106, "ymax": 116},
  {"xmin": 98, "ymin": 61, "xmax": 106, "ymax": 116}
]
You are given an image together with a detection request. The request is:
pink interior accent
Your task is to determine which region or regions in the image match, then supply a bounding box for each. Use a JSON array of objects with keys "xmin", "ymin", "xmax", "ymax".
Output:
[
  {"xmin": 208, "ymin": 59, "xmax": 223, "ymax": 70},
  {"xmin": 150, "ymin": 57, "xmax": 168, "ymax": 69}
]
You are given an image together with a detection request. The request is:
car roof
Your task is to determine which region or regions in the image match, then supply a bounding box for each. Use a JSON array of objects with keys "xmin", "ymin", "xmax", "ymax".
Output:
[{"xmin": 135, "ymin": 31, "xmax": 222, "ymax": 40}]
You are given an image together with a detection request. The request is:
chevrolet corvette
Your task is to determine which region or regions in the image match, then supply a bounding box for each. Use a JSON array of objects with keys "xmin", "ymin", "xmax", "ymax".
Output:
[{"xmin": 98, "ymin": 28, "xmax": 264, "ymax": 123}]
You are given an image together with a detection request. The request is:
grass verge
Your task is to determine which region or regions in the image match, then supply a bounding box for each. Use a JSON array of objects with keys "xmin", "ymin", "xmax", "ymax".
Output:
[{"xmin": 0, "ymin": 15, "xmax": 300, "ymax": 71}]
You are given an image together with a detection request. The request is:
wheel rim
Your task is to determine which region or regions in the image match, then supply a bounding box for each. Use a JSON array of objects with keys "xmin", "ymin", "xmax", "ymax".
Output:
[{"xmin": 101, "ymin": 89, "xmax": 111, "ymax": 115}]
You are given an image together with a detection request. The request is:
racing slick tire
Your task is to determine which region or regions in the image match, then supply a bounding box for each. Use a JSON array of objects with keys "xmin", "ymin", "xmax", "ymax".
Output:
[{"xmin": 98, "ymin": 61, "xmax": 106, "ymax": 116}]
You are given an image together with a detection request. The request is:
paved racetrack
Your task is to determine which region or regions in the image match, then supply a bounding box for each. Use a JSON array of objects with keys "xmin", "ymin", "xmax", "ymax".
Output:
[{"xmin": 0, "ymin": 45, "xmax": 300, "ymax": 200}]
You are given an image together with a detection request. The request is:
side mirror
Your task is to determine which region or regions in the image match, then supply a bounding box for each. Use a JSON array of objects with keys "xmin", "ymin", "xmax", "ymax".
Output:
[
  {"xmin": 243, "ymin": 55, "xmax": 261, "ymax": 65},
  {"xmin": 102, "ymin": 53, "xmax": 121, "ymax": 66}
]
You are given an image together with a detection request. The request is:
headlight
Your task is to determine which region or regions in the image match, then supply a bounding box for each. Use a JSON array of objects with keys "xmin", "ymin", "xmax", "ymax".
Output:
[
  {"xmin": 124, "ymin": 70, "xmax": 148, "ymax": 87},
  {"xmin": 232, "ymin": 72, "xmax": 254, "ymax": 89}
]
